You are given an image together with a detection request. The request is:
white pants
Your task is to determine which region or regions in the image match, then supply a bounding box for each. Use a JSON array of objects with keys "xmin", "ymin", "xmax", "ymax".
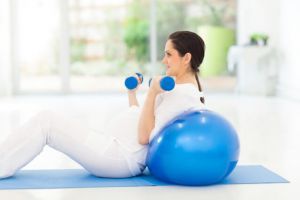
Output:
[{"xmin": 0, "ymin": 110, "xmax": 147, "ymax": 179}]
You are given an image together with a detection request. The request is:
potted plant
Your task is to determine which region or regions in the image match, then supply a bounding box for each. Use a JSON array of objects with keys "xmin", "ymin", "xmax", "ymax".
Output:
[{"xmin": 250, "ymin": 33, "xmax": 269, "ymax": 46}]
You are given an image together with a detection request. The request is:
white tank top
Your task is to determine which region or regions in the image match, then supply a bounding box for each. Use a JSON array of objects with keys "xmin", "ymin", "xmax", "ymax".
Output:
[{"xmin": 150, "ymin": 83, "xmax": 205, "ymax": 142}]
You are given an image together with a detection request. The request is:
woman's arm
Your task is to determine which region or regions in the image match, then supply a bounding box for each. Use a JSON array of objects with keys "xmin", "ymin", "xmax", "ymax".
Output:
[
  {"xmin": 127, "ymin": 90, "xmax": 139, "ymax": 107},
  {"xmin": 127, "ymin": 74, "xmax": 142, "ymax": 107},
  {"xmin": 138, "ymin": 76, "xmax": 162, "ymax": 145},
  {"xmin": 138, "ymin": 90, "xmax": 157, "ymax": 144}
]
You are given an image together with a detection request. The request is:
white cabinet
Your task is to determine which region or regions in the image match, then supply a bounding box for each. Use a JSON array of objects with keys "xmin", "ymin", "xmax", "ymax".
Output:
[{"xmin": 228, "ymin": 46, "xmax": 278, "ymax": 95}]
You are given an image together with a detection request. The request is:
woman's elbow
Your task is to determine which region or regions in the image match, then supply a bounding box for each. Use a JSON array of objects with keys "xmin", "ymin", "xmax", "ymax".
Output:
[{"xmin": 138, "ymin": 136, "xmax": 149, "ymax": 145}]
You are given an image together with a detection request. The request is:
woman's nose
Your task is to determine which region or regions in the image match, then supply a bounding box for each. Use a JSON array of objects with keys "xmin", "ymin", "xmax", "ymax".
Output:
[{"xmin": 162, "ymin": 56, "xmax": 167, "ymax": 64}]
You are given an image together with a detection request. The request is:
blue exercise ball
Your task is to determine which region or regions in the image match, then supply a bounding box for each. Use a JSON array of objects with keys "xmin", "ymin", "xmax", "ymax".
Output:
[{"xmin": 146, "ymin": 110, "xmax": 240, "ymax": 186}]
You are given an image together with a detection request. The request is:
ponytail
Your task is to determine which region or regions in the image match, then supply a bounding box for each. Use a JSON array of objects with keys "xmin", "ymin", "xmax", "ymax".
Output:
[{"xmin": 195, "ymin": 73, "xmax": 205, "ymax": 104}]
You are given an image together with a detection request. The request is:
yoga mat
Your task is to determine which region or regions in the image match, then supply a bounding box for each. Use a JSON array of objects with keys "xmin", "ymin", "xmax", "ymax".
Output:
[{"xmin": 0, "ymin": 165, "xmax": 288, "ymax": 190}]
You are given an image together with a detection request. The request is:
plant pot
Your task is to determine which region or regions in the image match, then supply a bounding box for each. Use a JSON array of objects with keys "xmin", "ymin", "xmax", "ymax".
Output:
[{"xmin": 198, "ymin": 25, "xmax": 236, "ymax": 77}]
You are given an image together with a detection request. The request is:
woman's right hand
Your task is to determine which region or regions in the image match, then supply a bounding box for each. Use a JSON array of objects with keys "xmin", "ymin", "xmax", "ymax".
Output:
[{"xmin": 148, "ymin": 76, "xmax": 164, "ymax": 96}]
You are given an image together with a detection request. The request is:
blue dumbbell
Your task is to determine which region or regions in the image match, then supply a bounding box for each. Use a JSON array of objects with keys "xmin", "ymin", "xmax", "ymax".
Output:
[
  {"xmin": 124, "ymin": 73, "xmax": 143, "ymax": 90},
  {"xmin": 148, "ymin": 76, "xmax": 175, "ymax": 91}
]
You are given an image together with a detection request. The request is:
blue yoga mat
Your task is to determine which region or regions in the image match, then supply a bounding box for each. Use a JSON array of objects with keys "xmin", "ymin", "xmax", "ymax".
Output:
[{"xmin": 0, "ymin": 165, "xmax": 288, "ymax": 190}]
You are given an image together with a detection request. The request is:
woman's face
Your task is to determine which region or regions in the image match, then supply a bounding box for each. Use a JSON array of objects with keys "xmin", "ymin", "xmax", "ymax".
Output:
[{"xmin": 162, "ymin": 40, "xmax": 187, "ymax": 77}]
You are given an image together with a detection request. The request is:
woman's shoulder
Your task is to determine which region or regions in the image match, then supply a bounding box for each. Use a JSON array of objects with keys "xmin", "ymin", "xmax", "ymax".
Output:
[
  {"xmin": 174, "ymin": 83, "xmax": 198, "ymax": 91},
  {"xmin": 155, "ymin": 83, "xmax": 204, "ymax": 106},
  {"xmin": 172, "ymin": 83, "xmax": 203, "ymax": 98}
]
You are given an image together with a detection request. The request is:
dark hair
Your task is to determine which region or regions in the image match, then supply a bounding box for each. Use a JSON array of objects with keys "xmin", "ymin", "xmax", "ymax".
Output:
[{"xmin": 168, "ymin": 31, "xmax": 206, "ymax": 104}]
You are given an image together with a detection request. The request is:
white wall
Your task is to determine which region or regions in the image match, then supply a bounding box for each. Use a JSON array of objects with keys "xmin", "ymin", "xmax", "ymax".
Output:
[
  {"xmin": 237, "ymin": 0, "xmax": 280, "ymax": 46},
  {"xmin": 0, "ymin": 0, "xmax": 13, "ymax": 96},
  {"xmin": 237, "ymin": 0, "xmax": 300, "ymax": 100},
  {"xmin": 277, "ymin": 0, "xmax": 300, "ymax": 99}
]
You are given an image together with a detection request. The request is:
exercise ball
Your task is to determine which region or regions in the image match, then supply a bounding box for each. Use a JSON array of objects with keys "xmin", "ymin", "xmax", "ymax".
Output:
[{"xmin": 146, "ymin": 110, "xmax": 240, "ymax": 186}]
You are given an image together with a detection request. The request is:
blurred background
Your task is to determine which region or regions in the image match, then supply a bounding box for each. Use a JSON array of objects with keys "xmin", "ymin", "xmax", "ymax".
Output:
[{"xmin": 1, "ymin": 0, "xmax": 297, "ymax": 97}]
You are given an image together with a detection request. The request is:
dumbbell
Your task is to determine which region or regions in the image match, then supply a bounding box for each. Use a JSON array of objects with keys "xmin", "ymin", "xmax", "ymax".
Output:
[
  {"xmin": 125, "ymin": 73, "xmax": 175, "ymax": 91},
  {"xmin": 148, "ymin": 76, "xmax": 175, "ymax": 91},
  {"xmin": 124, "ymin": 73, "xmax": 143, "ymax": 90}
]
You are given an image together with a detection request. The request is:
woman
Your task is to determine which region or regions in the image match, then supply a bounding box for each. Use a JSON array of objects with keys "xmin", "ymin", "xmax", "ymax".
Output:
[{"xmin": 0, "ymin": 31, "xmax": 205, "ymax": 179}]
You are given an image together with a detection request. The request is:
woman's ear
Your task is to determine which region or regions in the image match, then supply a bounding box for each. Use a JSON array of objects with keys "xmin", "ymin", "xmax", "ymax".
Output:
[{"xmin": 184, "ymin": 53, "xmax": 192, "ymax": 65}]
